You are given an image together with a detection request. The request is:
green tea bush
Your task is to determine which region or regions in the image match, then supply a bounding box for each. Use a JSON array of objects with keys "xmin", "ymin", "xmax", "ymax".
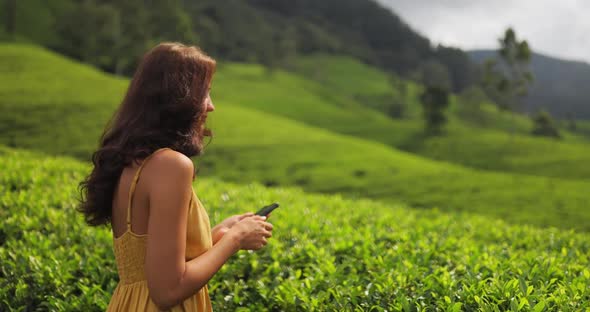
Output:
[{"xmin": 1, "ymin": 146, "xmax": 589, "ymax": 311}]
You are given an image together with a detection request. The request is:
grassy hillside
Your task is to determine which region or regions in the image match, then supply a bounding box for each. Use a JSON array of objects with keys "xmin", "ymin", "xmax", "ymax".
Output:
[
  {"xmin": 1, "ymin": 146, "xmax": 589, "ymax": 311},
  {"xmin": 4, "ymin": 43, "xmax": 590, "ymax": 181},
  {"xmin": 289, "ymin": 54, "xmax": 590, "ymax": 179},
  {"xmin": 204, "ymin": 104, "xmax": 590, "ymax": 231},
  {"xmin": 0, "ymin": 43, "xmax": 128, "ymax": 158},
  {"xmin": 293, "ymin": 54, "xmax": 535, "ymax": 133},
  {"xmin": 2, "ymin": 43, "xmax": 590, "ymax": 232}
]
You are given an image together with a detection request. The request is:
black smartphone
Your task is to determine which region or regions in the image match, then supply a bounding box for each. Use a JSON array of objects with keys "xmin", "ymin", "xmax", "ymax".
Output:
[{"xmin": 255, "ymin": 203, "xmax": 279, "ymax": 216}]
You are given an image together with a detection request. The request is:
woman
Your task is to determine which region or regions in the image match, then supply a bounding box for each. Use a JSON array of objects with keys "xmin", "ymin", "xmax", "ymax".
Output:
[{"xmin": 78, "ymin": 42, "xmax": 274, "ymax": 311}]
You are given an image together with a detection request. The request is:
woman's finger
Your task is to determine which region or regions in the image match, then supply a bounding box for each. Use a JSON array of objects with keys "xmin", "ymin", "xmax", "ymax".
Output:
[
  {"xmin": 255, "ymin": 216, "xmax": 267, "ymax": 222},
  {"xmin": 239, "ymin": 212, "xmax": 255, "ymax": 220},
  {"xmin": 264, "ymin": 222, "xmax": 273, "ymax": 231}
]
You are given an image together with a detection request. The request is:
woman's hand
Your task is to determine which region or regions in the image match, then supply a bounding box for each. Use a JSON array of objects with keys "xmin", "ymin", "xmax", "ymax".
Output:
[
  {"xmin": 226, "ymin": 216, "xmax": 273, "ymax": 250},
  {"xmin": 212, "ymin": 212, "xmax": 254, "ymax": 244},
  {"xmin": 219, "ymin": 212, "xmax": 254, "ymax": 229}
]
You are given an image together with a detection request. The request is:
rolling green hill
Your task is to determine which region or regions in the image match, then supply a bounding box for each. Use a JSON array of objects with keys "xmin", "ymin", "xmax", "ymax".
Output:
[
  {"xmin": 4, "ymin": 43, "xmax": 589, "ymax": 182},
  {"xmin": 1, "ymin": 146, "xmax": 589, "ymax": 310},
  {"xmin": 0, "ymin": 43, "xmax": 128, "ymax": 158},
  {"xmin": 290, "ymin": 55, "xmax": 590, "ymax": 179},
  {"xmin": 2, "ymin": 43, "xmax": 590, "ymax": 232}
]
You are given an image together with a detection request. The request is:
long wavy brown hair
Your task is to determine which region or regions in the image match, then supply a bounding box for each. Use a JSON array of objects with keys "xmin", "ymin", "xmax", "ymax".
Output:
[{"xmin": 77, "ymin": 42, "xmax": 216, "ymax": 227}]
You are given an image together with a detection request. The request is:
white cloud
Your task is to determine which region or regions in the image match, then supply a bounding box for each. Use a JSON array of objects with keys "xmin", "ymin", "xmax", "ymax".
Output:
[{"xmin": 376, "ymin": 0, "xmax": 590, "ymax": 63}]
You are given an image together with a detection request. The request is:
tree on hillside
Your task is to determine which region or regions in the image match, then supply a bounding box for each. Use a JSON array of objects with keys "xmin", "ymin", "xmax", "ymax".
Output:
[
  {"xmin": 54, "ymin": 2, "xmax": 121, "ymax": 72},
  {"xmin": 417, "ymin": 59, "xmax": 451, "ymax": 134},
  {"xmin": 420, "ymin": 86, "xmax": 450, "ymax": 135},
  {"xmin": 107, "ymin": 0, "xmax": 167, "ymax": 75},
  {"xmin": 147, "ymin": 0, "xmax": 196, "ymax": 46},
  {"xmin": 457, "ymin": 86, "xmax": 492, "ymax": 126},
  {"xmin": 531, "ymin": 110, "xmax": 561, "ymax": 138},
  {"xmin": 275, "ymin": 26, "xmax": 298, "ymax": 70},
  {"xmin": 4, "ymin": 0, "xmax": 17, "ymax": 36},
  {"xmin": 415, "ymin": 59, "xmax": 452, "ymax": 91},
  {"xmin": 386, "ymin": 97, "xmax": 406, "ymax": 119},
  {"xmin": 482, "ymin": 28, "xmax": 533, "ymax": 113},
  {"xmin": 435, "ymin": 45, "xmax": 478, "ymax": 92},
  {"xmin": 54, "ymin": 0, "xmax": 188, "ymax": 75},
  {"xmin": 566, "ymin": 112, "xmax": 577, "ymax": 131},
  {"xmin": 247, "ymin": 0, "xmax": 478, "ymax": 86},
  {"xmin": 260, "ymin": 25, "xmax": 298, "ymax": 75}
]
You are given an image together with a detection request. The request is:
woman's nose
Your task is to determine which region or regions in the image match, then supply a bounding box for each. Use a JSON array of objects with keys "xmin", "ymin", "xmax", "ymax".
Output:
[{"xmin": 207, "ymin": 101, "xmax": 215, "ymax": 112}]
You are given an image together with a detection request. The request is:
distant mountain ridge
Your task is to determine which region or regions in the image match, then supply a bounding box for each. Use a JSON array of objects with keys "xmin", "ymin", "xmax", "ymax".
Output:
[{"xmin": 469, "ymin": 50, "xmax": 590, "ymax": 120}]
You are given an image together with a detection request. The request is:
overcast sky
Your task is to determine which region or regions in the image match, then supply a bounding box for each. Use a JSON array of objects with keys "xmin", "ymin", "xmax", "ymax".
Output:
[{"xmin": 375, "ymin": 0, "xmax": 590, "ymax": 64}]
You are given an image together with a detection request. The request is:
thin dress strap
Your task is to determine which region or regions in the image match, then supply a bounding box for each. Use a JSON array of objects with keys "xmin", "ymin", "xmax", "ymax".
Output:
[{"xmin": 126, "ymin": 147, "xmax": 172, "ymax": 230}]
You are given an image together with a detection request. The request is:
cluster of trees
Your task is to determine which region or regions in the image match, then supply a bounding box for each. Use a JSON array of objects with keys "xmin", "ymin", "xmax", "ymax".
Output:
[
  {"xmin": 1, "ymin": 0, "xmax": 477, "ymax": 89},
  {"xmin": 420, "ymin": 27, "xmax": 560, "ymax": 138},
  {"xmin": 532, "ymin": 111, "xmax": 561, "ymax": 138},
  {"xmin": 481, "ymin": 28, "xmax": 560, "ymax": 138},
  {"xmin": 420, "ymin": 86, "xmax": 449, "ymax": 135},
  {"xmin": 0, "ymin": 0, "xmax": 301, "ymax": 75},
  {"xmin": 2, "ymin": 0, "xmax": 196, "ymax": 75},
  {"xmin": 482, "ymin": 28, "xmax": 533, "ymax": 115},
  {"xmin": 246, "ymin": 0, "xmax": 478, "ymax": 92}
]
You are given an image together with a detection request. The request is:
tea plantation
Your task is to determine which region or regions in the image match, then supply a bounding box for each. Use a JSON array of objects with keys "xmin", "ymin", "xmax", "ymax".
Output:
[
  {"xmin": 1, "ymin": 146, "xmax": 589, "ymax": 311},
  {"xmin": 2, "ymin": 43, "xmax": 590, "ymax": 233}
]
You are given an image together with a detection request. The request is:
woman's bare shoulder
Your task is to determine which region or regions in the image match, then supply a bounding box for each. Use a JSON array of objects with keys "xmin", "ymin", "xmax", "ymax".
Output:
[{"xmin": 144, "ymin": 149, "xmax": 194, "ymax": 181}]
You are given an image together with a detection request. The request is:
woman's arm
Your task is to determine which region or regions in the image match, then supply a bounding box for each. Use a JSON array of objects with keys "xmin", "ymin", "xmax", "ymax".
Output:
[
  {"xmin": 154, "ymin": 231, "xmax": 240, "ymax": 309},
  {"xmin": 211, "ymin": 224, "xmax": 228, "ymax": 245},
  {"xmin": 143, "ymin": 151, "xmax": 272, "ymax": 310}
]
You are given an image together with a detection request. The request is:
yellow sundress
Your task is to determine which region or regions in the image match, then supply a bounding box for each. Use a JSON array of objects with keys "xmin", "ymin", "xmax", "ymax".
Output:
[{"xmin": 107, "ymin": 147, "xmax": 213, "ymax": 311}]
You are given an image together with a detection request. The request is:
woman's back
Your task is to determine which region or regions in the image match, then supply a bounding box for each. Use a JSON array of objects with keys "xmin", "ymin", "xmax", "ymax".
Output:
[{"xmin": 107, "ymin": 147, "xmax": 213, "ymax": 311}]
